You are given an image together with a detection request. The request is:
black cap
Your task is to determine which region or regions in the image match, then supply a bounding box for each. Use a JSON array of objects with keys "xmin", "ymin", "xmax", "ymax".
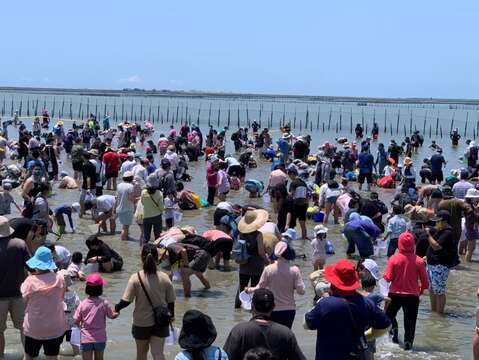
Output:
[
  {"xmin": 431, "ymin": 209, "xmax": 451, "ymax": 223},
  {"xmin": 161, "ymin": 158, "xmax": 171, "ymax": 169},
  {"xmin": 252, "ymin": 288, "xmax": 275, "ymax": 313}
]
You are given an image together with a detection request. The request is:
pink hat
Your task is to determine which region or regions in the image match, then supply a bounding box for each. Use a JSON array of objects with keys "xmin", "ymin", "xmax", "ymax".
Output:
[
  {"xmin": 86, "ymin": 273, "xmax": 107, "ymax": 286},
  {"xmin": 274, "ymin": 241, "xmax": 288, "ymax": 257}
]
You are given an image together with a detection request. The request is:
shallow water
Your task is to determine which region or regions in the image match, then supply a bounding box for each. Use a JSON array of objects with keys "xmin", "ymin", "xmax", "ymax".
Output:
[{"xmin": 2, "ymin": 118, "xmax": 478, "ymax": 360}]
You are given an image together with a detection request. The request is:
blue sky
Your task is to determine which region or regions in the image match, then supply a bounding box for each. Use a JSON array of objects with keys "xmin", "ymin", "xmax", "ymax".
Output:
[{"xmin": 1, "ymin": 1, "xmax": 477, "ymax": 98}]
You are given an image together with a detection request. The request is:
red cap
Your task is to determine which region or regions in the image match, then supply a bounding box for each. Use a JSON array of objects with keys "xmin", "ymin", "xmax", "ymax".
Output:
[
  {"xmin": 86, "ymin": 273, "xmax": 107, "ymax": 286},
  {"xmin": 324, "ymin": 259, "xmax": 360, "ymax": 291}
]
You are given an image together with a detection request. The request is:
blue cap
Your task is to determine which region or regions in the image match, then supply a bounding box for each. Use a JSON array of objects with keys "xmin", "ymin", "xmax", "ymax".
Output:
[{"xmin": 26, "ymin": 246, "xmax": 57, "ymax": 271}]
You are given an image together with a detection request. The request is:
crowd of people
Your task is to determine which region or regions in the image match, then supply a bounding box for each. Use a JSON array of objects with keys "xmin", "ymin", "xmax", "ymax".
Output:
[{"xmin": 0, "ymin": 113, "xmax": 478, "ymax": 360}]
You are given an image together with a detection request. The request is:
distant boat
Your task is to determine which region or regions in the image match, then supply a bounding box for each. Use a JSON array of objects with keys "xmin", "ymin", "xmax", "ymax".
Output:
[{"xmin": 357, "ymin": 102, "xmax": 368, "ymax": 106}]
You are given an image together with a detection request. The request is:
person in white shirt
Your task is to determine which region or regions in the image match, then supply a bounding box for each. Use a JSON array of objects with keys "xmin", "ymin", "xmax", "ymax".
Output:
[
  {"xmin": 164, "ymin": 145, "xmax": 179, "ymax": 172},
  {"xmin": 119, "ymin": 152, "xmax": 137, "ymax": 176}
]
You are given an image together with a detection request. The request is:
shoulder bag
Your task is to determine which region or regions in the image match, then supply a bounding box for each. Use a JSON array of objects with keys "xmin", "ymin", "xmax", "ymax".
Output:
[{"xmin": 137, "ymin": 272, "xmax": 171, "ymax": 327}]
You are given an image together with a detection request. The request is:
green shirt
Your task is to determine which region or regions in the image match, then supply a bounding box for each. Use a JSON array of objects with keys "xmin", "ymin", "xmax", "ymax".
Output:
[{"xmin": 141, "ymin": 189, "xmax": 164, "ymax": 219}]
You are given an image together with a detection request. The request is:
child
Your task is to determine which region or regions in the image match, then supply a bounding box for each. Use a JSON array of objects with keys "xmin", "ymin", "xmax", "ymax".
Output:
[
  {"xmin": 74, "ymin": 274, "xmax": 118, "ymax": 360},
  {"xmin": 67, "ymin": 251, "xmax": 86, "ymax": 281},
  {"xmin": 164, "ymin": 193, "xmax": 178, "ymax": 229},
  {"xmin": 0, "ymin": 182, "xmax": 21, "ymax": 215},
  {"xmin": 61, "ymin": 272, "xmax": 81, "ymax": 356},
  {"xmin": 311, "ymin": 225, "xmax": 328, "ymax": 270},
  {"xmin": 383, "ymin": 204, "xmax": 411, "ymax": 257}
]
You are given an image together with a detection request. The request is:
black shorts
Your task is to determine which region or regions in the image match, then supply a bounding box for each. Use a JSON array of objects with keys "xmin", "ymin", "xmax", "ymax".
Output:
[
  {"xmin": 24, "ymin": 334, "xmax": 64, "ymax": 357},
  {"xmin": 72, "ymin": 161, "xmax": 83, "ymax": 172},
  {"xmin": 292, "ymin": 203, "xmax": 308, "ymax": 222},
  {"xmin": 228, "ymin": 165, "xmax": 245, "ymax": 178},
  {"xmin": 431, "ymin": 172, "xmax": 443, "ymax": 183},
  {"xmin": 132, "ymin": 325, "xmax": 169, "ymax": 340},
  {"xmin": 358, "ymin": 172, "xmax": 373, "ymax": 184}
]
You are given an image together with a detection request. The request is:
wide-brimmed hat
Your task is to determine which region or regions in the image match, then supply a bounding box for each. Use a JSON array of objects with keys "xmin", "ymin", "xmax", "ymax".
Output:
[
  {"xmin": 262, "ymin": 233, "xmax": 279, "ymax": 255},
  {"xmin": 238, "ymin": 209, "xmax": 268, "ymax": 234},
  {"xmin": 26, "ymin": 246, "xmax": 57, "ymax": 271},
  {"xmin": 465, "ymin": 188, "xmax": 479, "ymax": 199},
  {"xmin": 179, "ymin": 310, "xmax": 217, "ymax": 350},
  {"xmin": 88, "ymin": 149, "xmax": 99, "ymax": 157},
  {"xmin": 403, "ymin": 157, "xmax": 413, "ymax": 166},
  {"xmin": 0, "ymin": 216, "xmax": 14, "ymax": 237},
  {"xmin": 123, "ymin": 171, "xmax": 134, "ymax": 179},
  {"xmin": 362, "ymin": 259, "xmax": 380, "ymax": 280},
  {"xmin": 282, "ymin": 228, "xmax": 297, "ymax": 242},
  {"xmin": 324, "ymin": 259, "xmax": 360, "ymax": 291},
  {"xmin": 314, "ymin": 224, "xmax": 328, "ymax": 235}
]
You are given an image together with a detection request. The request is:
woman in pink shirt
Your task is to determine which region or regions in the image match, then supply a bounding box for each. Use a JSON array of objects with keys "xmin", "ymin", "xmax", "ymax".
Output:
[
  {"xmin": 74, "ymin": 273, "xmax": 118, "ymax": 360},
  {"xmin": 246, "ymin": 241, "xmax": 305, "ymax": 329},
  {"xmin": 21, "ymin": 246, "xmax": 68, "ymax": 360},
  {"xmin": 206, "ymin": 157, "xmax": 219, "ymax": 206}
]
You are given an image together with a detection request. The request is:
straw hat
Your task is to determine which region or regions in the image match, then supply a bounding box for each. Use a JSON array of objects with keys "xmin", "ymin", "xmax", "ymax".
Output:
[
  {"xmin": 0, "ymin": 216, "xmax": 14, "ymax": 237},
  {"xmin": 262, "ymin": 233, "xmax": 279, "ymax": 255},
  {"xmin": 238, "ymin": 209, "xmax": 268, "ymax": 234}
]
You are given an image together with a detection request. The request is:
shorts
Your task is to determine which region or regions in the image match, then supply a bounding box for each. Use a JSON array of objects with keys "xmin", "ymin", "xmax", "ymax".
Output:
[
  {"xmin": 105, "ymin": 170, "xmax": 118, "ymax": 179},
  {"xmin": 118, "ymin": 210, "xmax": 134, "ymax": 226},
  {"xmin": 292, "ymin": 203, "xmax": 308, "ymax": 222},
  {"xmin": 358, "ymin": 172, "xmax": 373, "ymax": 184},
  {"xmin": 81, "ymin": 342, "xmax": 106, "ymax": 352},
  {"xmin": 0, "ymin": 296, "xmax": 24, "ymax": 332},
  {"xmin": 24, "ymin": 334, "xmax": 64, "ymax": 357},
  {"xmin": 132, "ymin": 324, "xmax": 169, "ymax": 340},
  {"xmin": 431, "ymin": 172, "xmax": 443, "ymax": 183},
  {"xmin": 72, "ymin": 161, "xmax": 84, "ymax": 172},
  {"xmin": 326, "ymin": 196, "xmax": 338, "ymax": 205},
  {"xmin": 427, "ymin": 264, "xmax": 450, "ymax": 295}
]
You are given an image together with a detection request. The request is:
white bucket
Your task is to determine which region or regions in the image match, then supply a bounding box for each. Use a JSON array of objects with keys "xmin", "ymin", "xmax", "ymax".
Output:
[
  {"xmin": 165, "ymin": 326, "xmax": 179, "ymax": 345},
  {"xmin": 239, "ymin": 291, "xmax": 252, "ymax": 311}
]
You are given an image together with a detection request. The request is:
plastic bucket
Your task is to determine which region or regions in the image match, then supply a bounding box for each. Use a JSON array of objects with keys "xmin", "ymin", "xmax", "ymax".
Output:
[
  {"xmin": 239, "ymin": 291, "xmax": 252, "ymax": 311},
  {"xmin": 312, "ymin": 212, "xmax": 325, "ymax": 222}
]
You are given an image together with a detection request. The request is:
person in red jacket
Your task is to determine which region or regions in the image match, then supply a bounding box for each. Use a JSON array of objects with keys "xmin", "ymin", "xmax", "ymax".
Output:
[{"xmin": 383, "ymin": 231, "xmax": 429, "ymax": 351}]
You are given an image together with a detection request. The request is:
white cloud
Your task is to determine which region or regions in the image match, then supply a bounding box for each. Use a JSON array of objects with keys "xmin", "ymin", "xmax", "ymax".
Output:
[{"xmin": 118, "ymin": 75, "xmax": 142, "ymax": 83}]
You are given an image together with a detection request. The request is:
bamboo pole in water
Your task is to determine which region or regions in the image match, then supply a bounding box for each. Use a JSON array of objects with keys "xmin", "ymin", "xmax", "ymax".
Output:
[
  {"xmin": 166, "ymin": 102, "xmax": 170, "ymax": 124},
  {"xmin": 305, "ymin": 107, "xmax": 309, "ymax": 129},
  {"xmin": 86, "ymin": 98, "xmax": 90, "ymax": 117},
  {"xmin": 440, "ymin": 125, "xmax": 443, "ymax": 139},
  {"xmin": 113, "ymin": 102, "xmax": 117, "ymax": 123},
  {"xmin": 282, "ymin": 105, "xmax": 286, "ymax": 128},
  {"xmin": 227, "ymin": 105, "xmax": 231, "ymax": 127},
  {"xmin": 450, "ymin": 112, "xmax": 455, "ymax": 132},
  {"xmin": 423, "ymin": 111, "xmax": 427, "ymax": 134},
  {"xmin": 383, "ymin": 109, "xmax": 387, "ymax": 133},
  {"xmin": 396, "ymin": 110, "xmax": 400, "ymax": 134},
  {"xmin": 60, "ymin": 98, "xmax": 64, "ymax": 118},
  {"xmin": 361, "ymin": 108, "xmax": 364, "ymax": 129},
  {"xmin": 185, "ymin": 105, "xmax": 189, "ymax": 125},
  {"xmin": 339, "ymin": 108, "xmax": 342, "ymax": 131},
  {"xmin": 435, "ymin": 112, "xmax": 439, "ymax": 136},
  {"xmin": 35, "ymin": 98, "xmax": 39, "ymax": 117},
  {"xmin": 197, "ymin": 105, "xmax": 201, "ymax": 125},
  {"xmin": 464, "ymin": 112, "xmax": 469, "ymax": 137},
  {"xmin": 156, "ymin": 104, "xmax": 160, "ymax": 124},
  {"xmin": 95, "ymin": 100, "xmax": 98, "ymax": 119},
  {"xmin": 403, "ymin": 124, "xmax": 406, "ymax": 137},
  {"xmin": 293, "ymin": 108, "xmax": 297, "ymax": 129},
  {"xmin": 372, "ymin": 108, "xmax": 375, "ymax": 133},
  {"xmin": 208, "ymin": 103, "xmax": 212, "ymax": 127},
  {"xmin": 26, "ymin": 99, "xmax": 30, "ymax": 117},
  {"xmin": 121, "ymin": 102, "xmax": 125, "ymax": 122},
  {"xmin": 246, "ymin": 105, "xmax": 250, "ymax": 127},
  {"xmin": 104, "ymin": 102, "xmax": 107, "ymax": 120},
  {"xmin": 69, "ymin": 99, "xmax": 73, "ymax": 120},
  {"xmin": 300, "ymin": 117, "xmax": 303, "ymax": 132},
  {"xmin": 270, "ymin": 105, "xmax": 274, "ymax": 129},
  {"xmin": 322, "ymin": 122, "xmax": 325, "ymax": 132},
  {"xmin": 2, "ymin": 96, "xmax": 5, "ymax": 116},
  {"xmin": 78, "ymin": 102, "xmax": 82, "ymax": 120},
  {"xmin": 43, "ymin": 98, "xmax": 46, "ymax": 111},
  {"xmin": 350, "ymin": 107, "xmax": 353, "ymax": 133},
  {"xmin": 390, "ymin": 123, "xmax": 393, "ymax": 136},
  {"xmin": 317, "ymin": 106, "xmax": 321, "ymax": 130},
  {"xmin": 258, "ymin": 104, "xmax": 262, "ymax": 128},
  {"xmin": 429, "ymin": 124, "xmax": 432, "ymax": 138},
  {"xmin": 327, "ymin": 108, "xmax": 331, "ymax": 131},
  {"xmin": 237, "ymin": 106, "xmax": 240, "ymax": 128},
  {"xmin": 18, "ymin": 98, "xmax": 22, "ymax": 117},
  {"xmin": 217, "ymin": 108, "xmax": 221, "ymax": 128},
  {"xmin": 409, "ymin": 111, "xmax": 413, "ymax": 133}
]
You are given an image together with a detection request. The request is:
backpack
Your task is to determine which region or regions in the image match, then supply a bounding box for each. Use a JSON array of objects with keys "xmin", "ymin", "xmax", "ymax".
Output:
[{"xmin": 232, "ymin": 239, "xmax": 250, "ymax": 265}]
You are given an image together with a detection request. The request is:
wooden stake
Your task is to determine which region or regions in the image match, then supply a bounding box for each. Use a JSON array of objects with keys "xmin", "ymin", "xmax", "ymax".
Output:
[
  {"xmin": 317, "ymin": 106, "xmax": 321, "ymax": 130},
  {"xmin": 327, "ymin": 107, "xmax": 331, "ymax": 131}
]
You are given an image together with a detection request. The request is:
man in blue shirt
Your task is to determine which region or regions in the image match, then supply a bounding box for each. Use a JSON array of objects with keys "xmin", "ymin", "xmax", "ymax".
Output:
[
  {"xmin": 305, "ymin": 259, "xmax": 391, "ymax": 360},
  {"xmin": 277, "ymin": 134, "xmax": 291, "ymax": 164},
  {"xmin": 358, "ymin": 146, "xmax": 374, "ymax": 191}
]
